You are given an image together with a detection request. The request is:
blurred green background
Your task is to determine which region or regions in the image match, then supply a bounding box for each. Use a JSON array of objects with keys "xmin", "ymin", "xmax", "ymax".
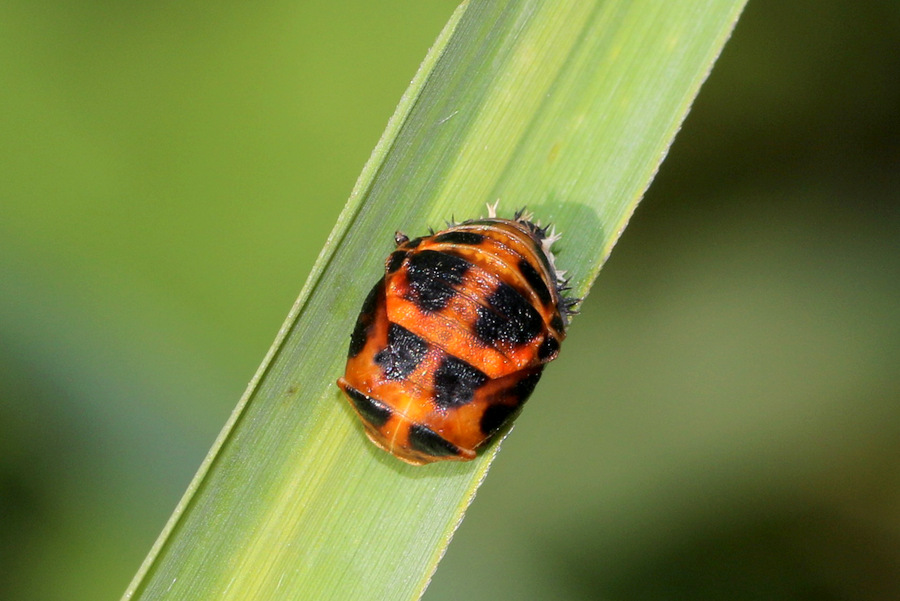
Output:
[{"xmin": 1, "ymin": 1, "xmax": 897, "ymax": 600}]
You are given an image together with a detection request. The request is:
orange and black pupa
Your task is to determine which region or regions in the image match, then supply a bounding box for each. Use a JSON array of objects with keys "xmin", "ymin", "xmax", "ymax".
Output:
[{"xmin": 337, "ymin": 205, "xmax": 577, "ymax": 465}]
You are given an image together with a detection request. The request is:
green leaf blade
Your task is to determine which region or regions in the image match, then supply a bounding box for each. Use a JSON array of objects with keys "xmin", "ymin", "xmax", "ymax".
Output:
[{"xmin": 124, "ymin": 1, "xmax": 746, "ymax": 600}]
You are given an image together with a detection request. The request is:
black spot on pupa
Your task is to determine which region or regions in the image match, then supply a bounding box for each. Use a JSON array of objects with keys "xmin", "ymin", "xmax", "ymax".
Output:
[
  {"xmin": 343, "ymin": 385, "xmax": 393, "ymax": 428},
  {"xmin": 474, "ymin": 283, "xmax": 544, "ymax": 346},
  {"xmin": 348, "ymin": 278, "xmax": 384, "ymax": 358},
  {"xmin": 518, "ymin": 259, "xmax": 552, "ymax": 306},
  {"xmin": 408, "ymin": 424, "xmax": 463, "ymax": 458},
  {"xmin": 433, "ymin": 231, "xmax": 485, "ymax": 246},
  {"xmin": 386, "ymin": 250, "xmax": 407, "ymax": 274},
  {"xmin": 537, "ymin": 336, "xmax": 560, "ymax": 361},
  {"xmin": 433, "ymin": 355, "xmax": 488, "ymax": 409},
  {"xmin": 374, "ymin": 323, "xmax": 429, "ymax": 380},
  {"xmin": 550, "ymin": 314, "xmax": 565, "ymax": 334},
  {"xmin": 511, "ymin": 369, "xmax": 543, "ymax": 401},
  {"xmin": 479, "ymin": 403, "xmax": 519, "ymax": 436},
  {"xmin": 405, "ymin": 250, "xmax": 471, "ymax": 312},
  {"xmin": 405, "ymin": 237, "xmax": 424, "ymax": 249},
  {"xmin": 474, "ymin": 307, "xmax": 504, "ymax": 346}
]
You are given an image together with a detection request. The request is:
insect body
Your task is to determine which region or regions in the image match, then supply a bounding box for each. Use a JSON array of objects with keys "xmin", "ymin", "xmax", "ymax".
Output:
[{"xmin": 337, "ymin": 207, "xmax": 575, "ymax": 465}]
